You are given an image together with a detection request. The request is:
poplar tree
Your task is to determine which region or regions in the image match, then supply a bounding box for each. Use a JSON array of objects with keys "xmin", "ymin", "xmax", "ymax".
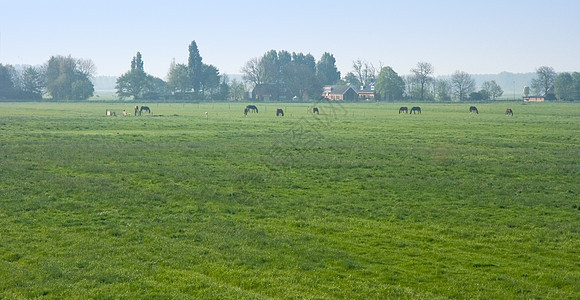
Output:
[
  {"xmin": 316, "ymin": 52, "xmax": 341, "ymax": 85},
  {"xmin": 188, "ymin": 40, "xmax": 203, "ymax": 92}
]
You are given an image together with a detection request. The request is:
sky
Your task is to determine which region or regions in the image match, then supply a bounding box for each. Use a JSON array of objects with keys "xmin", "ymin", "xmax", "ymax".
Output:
[{"xmin": 1, "ymin": 0, "xmax": 579, "ymax": 79}]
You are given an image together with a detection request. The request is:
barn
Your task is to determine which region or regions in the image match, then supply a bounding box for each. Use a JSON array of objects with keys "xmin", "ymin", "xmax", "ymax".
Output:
[{"xmin": 523, "ymin": 96, "xmax": 544, "ymax": 102}]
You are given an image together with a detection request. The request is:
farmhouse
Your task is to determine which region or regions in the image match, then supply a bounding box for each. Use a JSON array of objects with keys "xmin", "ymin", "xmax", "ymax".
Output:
[
  {"xmin": 322, "ymin": 84, "xmax": 376, "ymax": 101},
  {"xmin": 523, "ymin": 96, "xmax": 544, "ymax": 102},
  {"xmin": 357, "ymin": 85, "xmax": 376, "ymax": 100},
  {"xmin": 321, "ymin": 85, "xmax": 358, "ymax": 101}
]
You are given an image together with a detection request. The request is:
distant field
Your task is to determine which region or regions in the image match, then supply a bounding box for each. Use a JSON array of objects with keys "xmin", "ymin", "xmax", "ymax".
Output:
[
  {"xmin": 88, "ymin": 90, "xmax": 118, "ymax": 101},
  {"xmin": 0, "ymin": 101, "xmax": 578, "ymax": 299}
]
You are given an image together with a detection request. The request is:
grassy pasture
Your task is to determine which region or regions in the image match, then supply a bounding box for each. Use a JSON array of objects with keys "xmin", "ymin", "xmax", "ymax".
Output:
[{"xmin": 0, "ymin": 101, "xmax": 578, "ymax": 299}]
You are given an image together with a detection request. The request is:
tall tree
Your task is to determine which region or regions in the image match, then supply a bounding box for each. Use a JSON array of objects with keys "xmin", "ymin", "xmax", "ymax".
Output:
[
  {"xmin": 531, "ymin": 66, "xmax": 556, "ymax": 97},
  {"xmin": 241, "ymin": 57, "xmax": 263, "ymax": 86},
  {"xmin": 343, "ymin": 72, "xmax": 361, "ymax": 88},
  {"xmin": 131, "ymin": 52, "xmax": 144, "ymax": 71},
  {"xmin": 316, "ymin": 52, "xmax": 341, "ymax": 86},
  {"xmin": 281, "ymin": 53, "xmax": 319, "ymax": 100},
  {"xmin": 167, "ymin": 59, "xmax": 191, "ymax": 93},
  {"xmin": 0, "ymin": 64, "xmax": 16, "ymax": 99},
  {"xmin": 21, "ymin": 66, "xmax": 44, "ymax": 99},
  {"xmin": 352, "ymin": 59, "xmax": 375, "ymax": 87},
  {"xmin": 434, "ymin": 79, "xmax": 451, "ymax": 101},
  {"xmin": 77, "ymin": 58, "xmax": 97, "ymax": 78},
  {"xmin": 375, "ymin": 66, "xmax": 405, "ymax": 101},
  {"xmin": 571, "ymin": 72, "xmax": 580, "ymax": 101},
  {"xmin": 188, "ymin": 40, "xmax": 203, "ymax": 92},
  {"xmin": 410, "ymin": 62, "xmax": 434, "ymax": 101},
  {"xmin": 278, "ymin": 50, "xmax": 292, "ymax": 71},
  {"xmin": 116, "ymin": 52, "xmax": 157, "ymax": 100},
  {"xmin": 200, "ymin": 64, "xmax": 220, "ymax": 96},
  {"xmin": 481, "ymin": 80, "xmax": 504, "ymax": 100},
  {"xmin": 45, "ymin": 55, "xmax": 94, "ymax": 100},
  {"xmin": 228, "ymin": 78, "xmax": 246, "ymax": 100},
  {"xmin": 553, "ymin": 72, "xmax": 580, "ymax": 101},
  {"xmin": 260, "ymin": 50, "xmax": 280, "ymax": 84},
  {"xmin": 450, "ymin": 70, "xmax": 476, "ymax": 101}
]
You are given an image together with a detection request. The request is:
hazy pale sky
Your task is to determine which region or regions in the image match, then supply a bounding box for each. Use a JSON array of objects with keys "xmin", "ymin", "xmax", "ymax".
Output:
[{"xmin": 2, "ymin": 0, "xmax": 579, "ymax": 78}]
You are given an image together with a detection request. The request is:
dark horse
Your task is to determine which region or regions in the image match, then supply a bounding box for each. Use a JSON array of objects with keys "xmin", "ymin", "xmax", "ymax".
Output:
[
  {"xmin": 246, "ymin": 105, "xmax": 258, "ymax": 113},
  {"xmin": 276, "ymin": 108, "xmax": 284, "ymax": 116},
  {"xmin": 313, "ymin": 107, "xmax": 319, "ymax": 114},
  {"xmin": 469, "ymin": 106, "xmax": 479, "ymax": 114},
  {"xmin": 410, "ymin": 106, "xmax": 421, "ymax": 114},
  {"xmin": 505, "ymin": 108, "xmax": 513, "ymax": 116},
  {"xmin": 399, "ymin": 106, "xmax": 408, "ymax": 114},
  {"xmin": 140, "ymin": 106, "xmax": 151, "ymax": 115}
]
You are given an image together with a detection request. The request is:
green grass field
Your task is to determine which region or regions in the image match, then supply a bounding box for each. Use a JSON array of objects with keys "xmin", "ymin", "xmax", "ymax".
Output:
[{"xmin": 0, "ymin": 101, "xmax": 578, "ymax": 299}]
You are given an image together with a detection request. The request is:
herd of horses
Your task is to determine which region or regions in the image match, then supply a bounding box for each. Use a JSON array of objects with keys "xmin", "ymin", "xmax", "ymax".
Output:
[
  {"xmin": 397, "ymin": 105, "xmax": 513, "ymax": 116},
  {"xmin": 244, "ymin": 105, "xmax": 287, "ymax": 116},
  {"xmin": 244, "ymin": 105, "xmax": 513, "ymax": 116},
  {"xmin": 244, "ymin": 105, "xmax": 323, "ymax": 117},
  {"xmin": 106, "ymin": 105, "xmax": 151, "ymax": 117},
  {"xmin": 107, "ymin": 104, "xmax": 514, "ymax": 117}
]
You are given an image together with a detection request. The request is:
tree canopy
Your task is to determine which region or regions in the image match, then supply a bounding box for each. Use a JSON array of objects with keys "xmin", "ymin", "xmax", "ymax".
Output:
[
  {"xmin": 241, "ymin": 50, "xmax": 332, "ymax": 100},
  {"xmin": 116, "ymin": 52, "xmax": 167, "ymax": 100},
  {"xmin": 410, "ymin": 62, "xmax": 434, "ymax": 101},
  {"xmin": 554, "ymin": 72, "xmax": 580, "ymax": 101},
  {"xmin": 375, "ymin": 66, "xmax": 405, "ymax": 101},
  {"xmin": 45, "ymin": 55, "xmax": 94, "ymax": 100},
  {"xmin": 481, "ymin": 80, "xmax": 503, "ymax": 100},
  {"xmin": 531, "ymin": 66, "xmax": 557, "ymax": 98},
  {"xmin": 316, "ymin": 52, "xmax": 341, "ymax": 86},
  {"xmin": 450, "ymin": 71, "xmax": 476, "ymax": 102}
]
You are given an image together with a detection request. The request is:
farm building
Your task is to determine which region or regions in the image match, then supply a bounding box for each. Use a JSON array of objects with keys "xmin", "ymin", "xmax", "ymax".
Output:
[
  {"xmin": 357, "ymin": 85, "xmax": 376, "ymax": 100},
  {"xmin": 321, "ymin": 85, "xmax": 358, "ymax": 101},
  {"xmin": 523, "ymin": 96, "xmax": 545, "ymax": 102}
]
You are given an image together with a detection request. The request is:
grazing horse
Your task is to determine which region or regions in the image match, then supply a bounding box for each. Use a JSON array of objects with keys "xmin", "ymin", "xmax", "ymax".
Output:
[
  {"xmin": 469, "ymin": 106, "xmax": 479, "ymax": 114},
  {"xmin": 134, "ymin": 105, "xmax": 139, "ymax": 116},
  {"xmin": 505, "ymin": 108, "xmax": 513, "ymax": 116},
  {"xmin": 246, "ymin": 105, "xmax": 258, "ymax": 113},
  {"xmin": 140, "ymin": 106, "xmax": 151, "ymax": 115},
  {"xmin": 410, "ymin": 106, "xmax": 421, "ymax": 114},
  {"xmin": 399, "ymin": 106, "xmax": 408, "ymax": 114},
  {"xmin": 276, "ymin": 108, "xmax": 284, "ymax": 116},
  {"xmin": 313, "ymin": 107, "xmax": 319, "ymax": 114}
]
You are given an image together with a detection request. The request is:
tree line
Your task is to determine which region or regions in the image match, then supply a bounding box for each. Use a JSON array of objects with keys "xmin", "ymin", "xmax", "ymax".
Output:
[
  {"xmin": 1, "ymin": 40, "xmax": 579, "ymax": 101},
  {"xmin": 0, "ymin": 55, "xmax": 95, "ymax": 101}
]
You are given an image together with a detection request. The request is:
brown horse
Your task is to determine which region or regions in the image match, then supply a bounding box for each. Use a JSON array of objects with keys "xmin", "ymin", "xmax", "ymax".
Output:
[
  {"xmin": 410, "ymin": 106, "xmax": 421, "ymax": 114},
  {"xmin": 276, "ymin": 108, "xmax": 284, "ymax": 116},
  {"xmin": 469, "ymin": 106, "xmax": 478, "ymax": 114},
  {"xmin": 399, "ymin": 106, "xmax": 408, "ymax": 114},
  {"xmin": 505, "ymin": 108, "xmax": 513, "ymax": 116}
]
